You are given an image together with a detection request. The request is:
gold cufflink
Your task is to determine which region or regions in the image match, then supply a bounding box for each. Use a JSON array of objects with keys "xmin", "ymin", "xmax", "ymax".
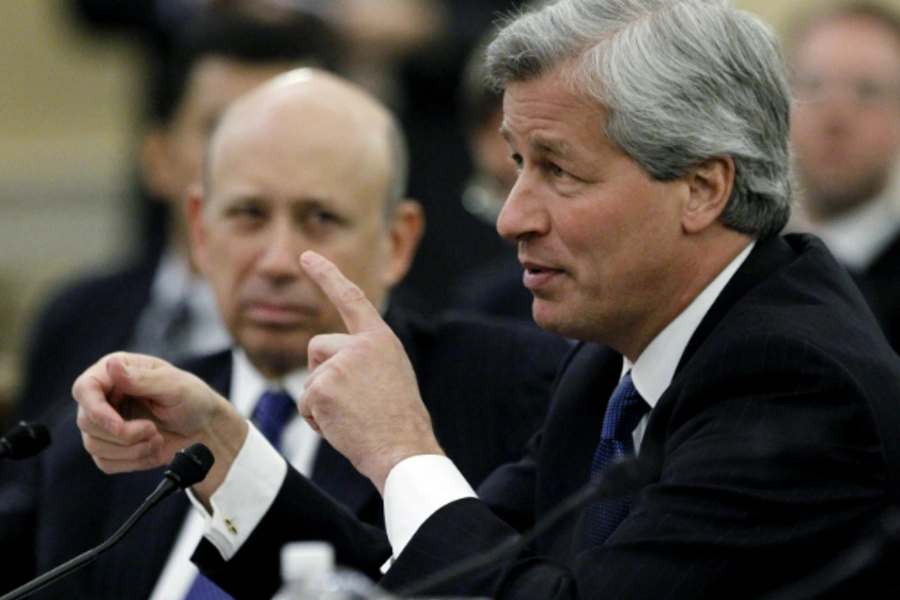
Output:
[{"xmin": 224, "ymin": 518, "xmax": 238, "ymax": 535}]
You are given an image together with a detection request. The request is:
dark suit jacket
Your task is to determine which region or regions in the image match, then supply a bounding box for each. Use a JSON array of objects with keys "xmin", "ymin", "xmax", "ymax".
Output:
[
  {"xmin": 0, "ymin": 306, "xmax": 568, "ymax": 599},
  {"xmin": 14, "ymin": 256, "xmax": 158, "ymax": 429},
  {"xmin": 451, "ymin": 251, "xmax": 536, "ymax": 324},
  {"xmin": 851, "ymin": 229, "xmax": 900, "ymax": 354},
  {"xmin": 197, "ymin": 234, "xmax": 900, "ymax": 599}
]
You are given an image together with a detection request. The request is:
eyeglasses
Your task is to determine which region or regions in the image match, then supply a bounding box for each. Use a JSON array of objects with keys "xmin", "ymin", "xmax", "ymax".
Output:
[{"xmin": 792, "ymin": 73, "xmax": 900, "ymax": 108}]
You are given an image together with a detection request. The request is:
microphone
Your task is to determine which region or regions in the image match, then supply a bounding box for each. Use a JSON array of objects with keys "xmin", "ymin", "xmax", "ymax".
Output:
[
  {"xmin": 396, "ymin": 453, "xmax": 660, "ymax": 597},
  {"xmin": 0, "ymin": 421, "xmax": 51, "ymax": 460},
  {"xmin": 0, "ymin": 443, "xmax": 215, "ymax": 600}
]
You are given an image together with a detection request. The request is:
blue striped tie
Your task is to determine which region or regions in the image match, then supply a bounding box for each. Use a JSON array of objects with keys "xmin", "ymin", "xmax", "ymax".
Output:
[{"xmin": 585, "ymin": 372, "xmax": 649, "ymax": 546}]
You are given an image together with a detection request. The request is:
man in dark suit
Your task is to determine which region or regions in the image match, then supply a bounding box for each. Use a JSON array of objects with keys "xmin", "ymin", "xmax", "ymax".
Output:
[
  {"xmin": 13, "ymin": 9, "xmax": 341, "ymax": 430},
  {"xmin": 0, "ymin": 69, "xmax": 568, "ymax": 599},
  {"xmin": 787, "ymin": 1, "xmax": 900, "ymax": 352},
  {"xmin": 70, "ymin": 0, "xmax": 900, "ymax": 598}
]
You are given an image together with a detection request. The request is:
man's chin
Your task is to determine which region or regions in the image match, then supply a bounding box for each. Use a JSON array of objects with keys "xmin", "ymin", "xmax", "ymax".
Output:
[
  {"xmin": 239, "ymin": 330, "xmax": 311, "ymax": 377},
  {"xmin": 244, "ymin": 346, "xmax": 309, "ymax": 379}
]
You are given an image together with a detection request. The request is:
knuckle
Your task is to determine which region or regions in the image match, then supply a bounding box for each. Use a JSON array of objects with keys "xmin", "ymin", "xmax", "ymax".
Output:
[{"xmin": 338, "ymin": 283, "xmax": 367, "ymax": 305}]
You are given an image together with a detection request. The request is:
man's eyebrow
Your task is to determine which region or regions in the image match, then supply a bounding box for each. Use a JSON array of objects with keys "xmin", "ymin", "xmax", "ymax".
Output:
[
  {"xmin": 533, "ymin": 136, "xmax": 574, "ymax": 159},
  {"xmin": 498, "ymin": 126, "xmax": 574, "ymax": 159}
]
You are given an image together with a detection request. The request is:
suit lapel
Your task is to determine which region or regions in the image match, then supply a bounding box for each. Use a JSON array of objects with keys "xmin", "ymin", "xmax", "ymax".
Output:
[
  {"xmin": 536, "ymin": 343, "xmax": 622, "ymax": 557},
  {"xmin": 106, "ymin": 256, "xmax": 161, "ymax": 351},
  {"xmin": 310, "ymin": 441, "xmax": 379, "ymax": 520},
  {"xmin": 678, "ymin": 235, "xmax": 797, "ymax": 372}
]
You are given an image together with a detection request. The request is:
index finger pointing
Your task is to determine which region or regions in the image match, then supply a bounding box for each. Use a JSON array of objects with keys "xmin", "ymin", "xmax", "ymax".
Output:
[{"xmin": 299, "ymin": 251, "xmax": 385, "ymax": 335}]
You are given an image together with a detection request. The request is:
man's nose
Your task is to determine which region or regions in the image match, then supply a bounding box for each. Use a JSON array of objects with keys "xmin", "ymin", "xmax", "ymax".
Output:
[
  {"xmin": 496, "ymin": 170, "xmax": 550, "ymax": 242},
  {"xmin": 258, "ymin": 224, "xmax": 304, "ymax": 277}
]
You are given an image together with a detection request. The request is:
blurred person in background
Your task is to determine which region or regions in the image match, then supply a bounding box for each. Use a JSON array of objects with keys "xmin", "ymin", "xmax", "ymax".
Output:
[
  {"xmin": 788, "ymin": 1, "xmax": 900, "ymax": 352},
  {"xmin": 450, "ymin": 29, "xmax": 533, "ymax": 323},
  {"xmin": 14, "ymin": 8, "xmax": 340, "ymax": 428},
  {"xmin": 72, "ymin": 0, "xmax": 530, "ymax": 315},
  {"xmin": 0, "ymin": 11, "xmax": 339, "ymax": 595}
]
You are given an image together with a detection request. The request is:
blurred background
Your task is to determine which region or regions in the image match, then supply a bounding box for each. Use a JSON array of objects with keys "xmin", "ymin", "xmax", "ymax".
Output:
[{"xmin": 0, "ymin": 0, "xmax": 896, "ymax": 423}]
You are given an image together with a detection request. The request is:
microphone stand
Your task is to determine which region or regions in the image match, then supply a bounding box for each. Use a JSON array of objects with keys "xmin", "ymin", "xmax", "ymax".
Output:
[
  {"xmin": 0, "ymin": 478, "xmax": 175, "ymax": 600},
  {"xmin": 0, "ymin": 443, "xmax": 214, "ymax": 600}
]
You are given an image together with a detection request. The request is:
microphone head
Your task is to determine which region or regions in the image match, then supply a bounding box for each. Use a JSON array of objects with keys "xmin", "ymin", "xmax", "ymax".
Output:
[
  {"xmin": 0, "ymin": 421, "xmax": 51, "ymax": 460},
  {"xmin": 164, "ymin": 443, "xmax": 215, "ymax": 489}
]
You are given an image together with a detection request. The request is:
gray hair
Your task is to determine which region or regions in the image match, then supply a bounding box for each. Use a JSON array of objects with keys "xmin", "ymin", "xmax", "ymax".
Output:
[{"xmin": 486, "ymin": 0, "xmax": 793, "ymax": 239}]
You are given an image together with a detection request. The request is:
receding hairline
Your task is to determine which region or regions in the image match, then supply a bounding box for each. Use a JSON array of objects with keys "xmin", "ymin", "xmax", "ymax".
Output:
[{"xmin": 202, "ymin": 68, "xmax": 408, "ymax": 220}]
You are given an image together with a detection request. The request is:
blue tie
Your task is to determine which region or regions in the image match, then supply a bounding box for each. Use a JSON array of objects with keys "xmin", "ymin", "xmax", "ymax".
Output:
[
  {"xmin": 251, "ymin": 389, "xmax": 298, "ymax": 450},
  {"xmin": 585, "ymin": 372, "xmax": 649, "ymax": 546},
  {"xmin": 183, "ymin": 575, "xmax": 235, "ymax": 600},
  {"xmin": 184, "ymin": 389, "xmax": 296, "ymax": 600}
]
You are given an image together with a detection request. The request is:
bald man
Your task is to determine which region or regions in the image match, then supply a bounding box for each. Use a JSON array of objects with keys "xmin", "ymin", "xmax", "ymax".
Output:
[{"xmin": 0, "ymin": 69, "xmax": 569, "ymax": 600}]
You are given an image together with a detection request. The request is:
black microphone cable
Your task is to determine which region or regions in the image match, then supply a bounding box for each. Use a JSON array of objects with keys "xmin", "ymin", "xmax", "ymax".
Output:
[
  {"xmin": 395, "ymin": 454, "xmax": 660, "ymax": 598},
  {"xmin": 0, "ymin": 422, "xmax": 51, "ymax": 460},
  {"xmin": 0, "ymin": 443, "xmax": 215, "ymax": 600}
]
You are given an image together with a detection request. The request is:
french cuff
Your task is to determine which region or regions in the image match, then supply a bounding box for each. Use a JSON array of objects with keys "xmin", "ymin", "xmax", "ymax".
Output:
[
  {"xmin": 381, "ymin": 454, "xmax": 476, "ymax": 572},
  {"xmin": 187, "ymin": 423, "xmax": 287, "ymax": 561}
]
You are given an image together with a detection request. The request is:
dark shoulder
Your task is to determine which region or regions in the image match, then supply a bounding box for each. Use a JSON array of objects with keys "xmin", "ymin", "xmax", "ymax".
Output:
[
  {"xmin": 671, "ymin": 234, "xmax": 900, "ymax": 444},
  {"xmin": 175, "ymin": 350, "xmax": 233, "ymax": 397},
  {"xmin": 31, "ymin": 258, "xmax": 156, "ymax": 333},
  {"xmin": 721, "ymin": 234, "xmax": 893, "ymax": 361},
  {"xmin": 389, "ymin": 306, "xmax": 572, "ymax": 374}
]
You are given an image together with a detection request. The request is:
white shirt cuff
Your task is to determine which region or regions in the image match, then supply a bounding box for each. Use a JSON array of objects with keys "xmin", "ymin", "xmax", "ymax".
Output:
[
  {"xmin": 382, "ymin": 454, "xmax": 477, "ymax": 567},
  {"xmin": 188, "ymin": 423, "xmax": 288, "ymax": 560}
]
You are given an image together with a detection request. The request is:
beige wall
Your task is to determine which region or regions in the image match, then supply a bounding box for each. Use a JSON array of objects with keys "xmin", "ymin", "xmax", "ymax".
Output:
[
  {"xmin": 0, "ymin": 0, "xmax": 143, "ymax": 407},
  {"xmin": 2, "ymin": 0, "xmax": 900, "ymax": 412}
]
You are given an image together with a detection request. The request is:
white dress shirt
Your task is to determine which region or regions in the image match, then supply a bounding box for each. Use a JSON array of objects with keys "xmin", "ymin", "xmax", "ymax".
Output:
[
  {"xmin": 149, "ymin": 350, "xmax": 318, "ymax": 600},
  {"xmin": 195, "ymin": 241, "xmax": 755, "ymax": 567},
  {"xmin": 795, "ymin": 191, "xmax": 900, "ymax": 272}
]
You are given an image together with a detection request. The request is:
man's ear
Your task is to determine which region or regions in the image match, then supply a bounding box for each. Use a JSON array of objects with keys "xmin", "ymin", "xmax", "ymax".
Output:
[
  {"xmin": 383, "ymin": 199, "xmax": 425, "ymax": 287},
  {"xmin": 681, "ymin": 156, "xmax": 735, "ymax": 234},
  {"xmin": 186, "ymin": 183, "xmax": 208, "ymax": 274}
]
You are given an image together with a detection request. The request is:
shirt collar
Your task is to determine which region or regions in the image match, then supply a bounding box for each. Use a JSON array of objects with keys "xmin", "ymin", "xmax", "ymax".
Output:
[
  {"xmin": 629, "ymin": 241, "xmax": 755, "ymax": 409},
  {"xmin": 230, "ymin": 349, "xmax": 309, "ymax": 417}
]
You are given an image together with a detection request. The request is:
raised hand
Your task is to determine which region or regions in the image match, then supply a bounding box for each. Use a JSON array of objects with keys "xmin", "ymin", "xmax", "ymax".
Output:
[
  {"xmin": 298, "ymin": 251, "xmax": 444, "ymax": 493},
  {"xmin": 72, "ymin": 352, "xmax": 247, "ymax": 499}
]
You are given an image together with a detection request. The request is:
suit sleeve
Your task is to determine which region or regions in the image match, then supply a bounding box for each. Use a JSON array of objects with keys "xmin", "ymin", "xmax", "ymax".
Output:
[{"xmin": 193, "ymin": 468, "xmax": 392, "ymax": 599}]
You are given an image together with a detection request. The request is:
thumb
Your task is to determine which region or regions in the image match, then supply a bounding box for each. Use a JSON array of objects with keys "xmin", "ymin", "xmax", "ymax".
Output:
[{"xmin": 105, "ymin": 353, "xmax": 171, "ymax": 398}]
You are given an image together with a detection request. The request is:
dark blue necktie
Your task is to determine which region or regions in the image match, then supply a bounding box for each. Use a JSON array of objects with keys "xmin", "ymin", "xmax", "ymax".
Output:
[
  {"xmin": 183, "ymin": 575, "xmax": 235, "ymax": 600},
  {"xmin": 585, "ymin": 372, "xmax": 649, "ymax": 546},
  {"xmin": 251, "ymin": 389, "xmax": 298, "ymax": 450},
  {"xmin": 184, "ymin": 389, "xmax": 296, "ymax": 600}
]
